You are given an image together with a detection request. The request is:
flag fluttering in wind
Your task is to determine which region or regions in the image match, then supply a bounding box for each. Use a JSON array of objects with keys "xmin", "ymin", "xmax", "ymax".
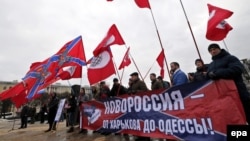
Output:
[
  {"xmin": 93, "ymin": 24, "xmax": 125, "ymax": 57},
  {"xmin": 11, "ymin": 89, "xmax": 45, "ymax": 108},
  {"xmin": 0, "ymin": 82, "xmax": 26, "ymax": 101},
  {"xmin": 87, "ymin": 50, "xmax": 116, "ymax": 85},
  {"xmin": 23, "ymin": 36, "xmax": 86, "ymax": 99},
  {"xmin": 156, "ymin": 49, "xmax": 165, "ymax": 78},
  {"xmin": 206, "ymin": 4, "xmax": 233, "ymax": 41},
  {"xmin": 118, "ymin": 47, "xmax": 131, "ymax": 70},
  {"xmin": 134, "ymin": 0, "xmax": 151, "ymax": 9},
  {"xmin": 58, "ymin": 66, "xmax": 82, "ymax": 80}
]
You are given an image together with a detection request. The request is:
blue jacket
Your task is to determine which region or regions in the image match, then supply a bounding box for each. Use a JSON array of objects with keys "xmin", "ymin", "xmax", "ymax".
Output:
[{"xmin": 172, "ymin": 69, "xmax": 188, "ymax": 86}]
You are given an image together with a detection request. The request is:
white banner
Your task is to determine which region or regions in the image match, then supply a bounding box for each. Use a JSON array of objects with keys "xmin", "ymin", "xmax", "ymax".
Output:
[{"xmin": 54, "ymin": 99, "xmax": 66, "ymax": 122}]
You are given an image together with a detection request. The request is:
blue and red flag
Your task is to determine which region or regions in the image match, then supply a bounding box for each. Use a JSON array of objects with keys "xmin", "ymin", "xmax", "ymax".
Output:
[{"xmin": 23, "ymin": 36, "xmax": 86, "ymax": 99}]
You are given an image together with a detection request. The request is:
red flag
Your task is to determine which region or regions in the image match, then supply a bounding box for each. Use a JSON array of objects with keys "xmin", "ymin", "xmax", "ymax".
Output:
[
  {"xmin": 156, "ymin": 49, "xmax": 165, "ymax": 78},
  {"xmin": 58, "ymin": 65, "xmax": 82, "ymax": 80},
  {"xmin": 11, "ymin": 90, "xmax": 28, "ymax": 108},
  {"xmin": 118, "ymin": 47, "xmax": 131, "ymax": 70},
  {"xmin": 134, "ymin": 0, "xmax": 151, "ymax": 9},
  {"xmin": 0, "ymin": 82, "xmax": 26, "ymax": 101},
  {"xmin": 87, "ymin": 50, "xmax": 116, "ymax": 85},
  {"xmin": 93, "ymin": 24, "xmax": 125, "ymax": 56},
  {"xmin": 206, "ymin": 4, "xmax": 233, "ymax": 41},
  {"xmin": 11, "ymin": 89, "xmax": 44, "ymax": 108}
]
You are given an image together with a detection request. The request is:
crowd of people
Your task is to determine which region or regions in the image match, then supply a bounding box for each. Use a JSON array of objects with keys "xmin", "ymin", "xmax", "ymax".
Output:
[{"xmin": 17, "ymin": 43, "xmax": 250, "ymax": 141}]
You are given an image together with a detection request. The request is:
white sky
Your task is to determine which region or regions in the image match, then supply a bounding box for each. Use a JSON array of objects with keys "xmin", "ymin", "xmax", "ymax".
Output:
[{"xmin": 0, "ymin": 0, "xmax": 250, "ymax": 88}]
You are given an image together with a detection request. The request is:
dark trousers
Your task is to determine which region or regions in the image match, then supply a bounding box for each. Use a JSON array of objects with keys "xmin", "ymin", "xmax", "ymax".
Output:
[
  {"xmin": 48, "ymin": 111, "xmax": 57, "ymax": 130},
  {"xmin": 20, "ymin": 116, "xmax": 27, "ymax": 128},
  {"xmin": 40, "ymin": 112, "xmax": 45, "ymax": 123},
  {"xmin": 68, "ymin": 112, "xmax": 75, "ymax": 127}
]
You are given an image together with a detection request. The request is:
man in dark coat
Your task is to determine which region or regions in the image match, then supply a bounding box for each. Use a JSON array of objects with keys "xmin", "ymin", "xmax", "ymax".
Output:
[
  {"xmin": 130, "ymin": 72, "xmax": 148, "ymax": 94},
  {"xmin": 45, "ymin": 92, "xmax": 59, "ymax": 132},
  {"xmin": 207, "ymin": 43, "xmax": 250, "ymax": 123},
  {"xmin": 98, "ymin": 81, "xmax": 110, "ymax": 100},
  {"xmin": 130, "ymin": 72, "xmax": 149, "ymax": 141},
  {"xmin": 110, "ymin": 78, "xmax": 127, "ymax": 97},
  {"xmin": 40, "ymin": 103, "xmax": 47, "ymax": 124},
  {"xmin": 66, "ymin": 94, "xmax": 77, "ymax": 133},
  {"xmin": 188, "ymin": 59, "xmax": 208, "ymax": 82},
  {"xmin": 150, "ymin": 73, "xmax": 163, "ymax": 90},
  {"xmin": 19, "ymin": 104, "xmax": 29, "ymax": 129}
]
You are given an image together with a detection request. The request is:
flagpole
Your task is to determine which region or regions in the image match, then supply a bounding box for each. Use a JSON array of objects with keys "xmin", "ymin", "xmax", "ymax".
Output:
[
  {"xmin": 112, "ymin": 58, "xmax": 121, "ymax": 81},
  {"xmin": 125, "ymin": 45, "xmax": 144, "ymax": 81},
  {"xmin": 143, "ymin": 61, "xmax": 156, "ymax": 80},
  {"xmin": 179, "ymin": 0, "xmax": 202, "ymax": 60},
  {"xmin": 148, "ymin": 7, "xmax": 171, "ymax": 81},
  {"xmin": 222, "ymin": 39, "xmax": 230, "ymax": 52},
  {"xmin": 116, "ymin": 68, "xmax": 125, "ymax": 96},
  {"xmin": 120, "ymin": 67, "xmax": 125, "ymax": 85}
]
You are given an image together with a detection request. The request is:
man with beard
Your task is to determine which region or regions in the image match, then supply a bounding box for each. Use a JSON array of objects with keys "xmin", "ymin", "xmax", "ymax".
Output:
[{"xmin": 170, "ymin": 62, "xmax": 188, "ymax": 86}]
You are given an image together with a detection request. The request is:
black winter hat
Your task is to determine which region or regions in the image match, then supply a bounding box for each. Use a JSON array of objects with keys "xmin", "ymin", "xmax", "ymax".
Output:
[
  {"xmin": 208, "ymin": 43, "xmax": 221, "ymax": 51},
  {"xmin": 113, "ymin": 78, "xmax": 118, "ymax": 82},
  {"xmin": 130, "ymin": 72, "xmax": 138, "ymax": 76}
]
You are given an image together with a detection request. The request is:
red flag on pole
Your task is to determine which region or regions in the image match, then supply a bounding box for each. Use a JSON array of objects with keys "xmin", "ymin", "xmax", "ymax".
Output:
[
  {"xmin": 58, "ymin": 65, "xmax": 82, "ymax": 80},
  {"xmin": 156, "ymin": 49, "xmax": 165, "ymax": 78},
  {"xmin": 206, "ymin": 4, "xmax": 233, "ymax": 41},
  {"xmin": 118, "ymin": 47, "xmax": 131, "ymax": 70},
  {"xmin": 93, "ymin": 24, "xmax": 125, "ymax": 56},
  {"xmin": 87, "ymin": 50, "xmax": 116, "ymax": 85},
  {"xmin": 134, "ymin": 0, "xmax": 151, "ymax": 9}
]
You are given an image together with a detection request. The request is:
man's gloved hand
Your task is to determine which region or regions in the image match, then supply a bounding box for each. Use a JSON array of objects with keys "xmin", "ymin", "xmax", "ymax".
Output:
[{"xmin": 208, "ymin": 71, "xmax": 217, "ymax": 79}]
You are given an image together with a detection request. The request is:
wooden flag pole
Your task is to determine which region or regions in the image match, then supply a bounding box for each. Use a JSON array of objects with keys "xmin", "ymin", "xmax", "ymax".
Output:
[
  {"xmin": 179, "ymin": 0, "xmax": 202, "ymax": 60},
  {"xmin": 148, "ymin": 7, "xmax": 171, "ymax": 81},
  {"xmin": 143, "ymin": 61, "xmax": 156, "ymax": 80},
  {"xmin": 125, "ymin": 45, "xmax": 144, "ymax": 81},
  {"xmin": 112, "ymin": 57, "xmax": 121, "ymax": 82}
]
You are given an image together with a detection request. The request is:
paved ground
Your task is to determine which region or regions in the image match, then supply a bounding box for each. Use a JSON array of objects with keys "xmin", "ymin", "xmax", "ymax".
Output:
[{"xmin": 0, "ymin": 119, "xmax": 164, "ymax": 141}]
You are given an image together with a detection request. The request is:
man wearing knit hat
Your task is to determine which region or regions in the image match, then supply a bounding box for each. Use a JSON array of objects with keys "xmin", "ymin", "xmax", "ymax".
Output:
[{"xmin": 207, "ymin": 43, "xmax": 250, "ymax": 123}]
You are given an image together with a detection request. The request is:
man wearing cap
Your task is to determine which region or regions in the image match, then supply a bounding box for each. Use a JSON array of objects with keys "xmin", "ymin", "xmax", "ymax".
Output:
[
  {"xmin": 129, "ymin": 72, "xmax": 148, "ymax": 94},
  {"xmin": 207, "ymin": 43, "xmax": 250, "ymax": 123}
]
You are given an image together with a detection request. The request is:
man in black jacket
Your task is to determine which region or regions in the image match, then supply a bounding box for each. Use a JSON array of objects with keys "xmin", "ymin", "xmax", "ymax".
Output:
[
  {"xmin": 45, "ymin": 92, "xmax": 59, "ymax": 132},
  {"xmin": 19, "ymin": 104, "xmax": 29, "ymax": 129},
  {"xmin": 110, "ymin": 78, "xmax": 127, "ymax": 97},
  {"xmin": 207, "ymin": 43, "xmax": 250, "ymax": 123},
  {"xmin": 66, "ymin": 94, "xmax": 77, "ymax": 133}
]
